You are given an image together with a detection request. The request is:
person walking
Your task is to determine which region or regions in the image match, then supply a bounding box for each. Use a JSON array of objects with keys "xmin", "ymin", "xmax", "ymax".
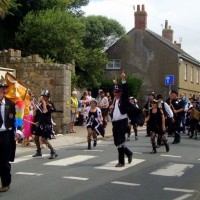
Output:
[
  {"xmin": 70, "ymin": 91, "xmax": 79, "ymax": 133},
  {"xmin": 32, "ymin": 90, "xmax": 58, "ymax": 159},
  {"xmin": 97, "ymin": 90, "xmax": 109, "ymax": 129},
  {"xmin": 109, "ymin": 71, "xmax": 133, "ymax": 167},
  {"xmin": 169, "ymin": 90, "xmax": 185, "ymax": 144},
  {"xmin": 85, "ymin": 98, "xmax": 103, "ymax": 149},
  {"xmin": 143, "ymin": 92, "xmax": 155, "ymax": 137},
  {"xmin": 0, "ymin": 77, "xmax": 23, "ymax": 192},
  {"xmin": 145, "ymin": 99, "xmax": 169, "ymax": 154}
]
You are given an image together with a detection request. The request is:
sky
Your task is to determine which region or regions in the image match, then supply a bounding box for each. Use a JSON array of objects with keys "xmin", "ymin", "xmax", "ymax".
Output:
[{"xmin": 82, "ymin": 0, "xmax": 200, "ymax": 61}]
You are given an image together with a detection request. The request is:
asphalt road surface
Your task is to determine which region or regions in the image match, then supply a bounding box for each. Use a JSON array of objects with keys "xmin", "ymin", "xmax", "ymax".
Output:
[{"xmin": 1, "ymin": 131, "xmax": 200, "ymax": 200}]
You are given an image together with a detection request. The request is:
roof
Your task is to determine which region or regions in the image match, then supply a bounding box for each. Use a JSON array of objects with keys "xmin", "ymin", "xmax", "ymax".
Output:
[
  {"xmin": 107, "ymin": 27, "xmax": 200, "ymax": 66},
  {"xmin": 146, "ymin": 29, "xmax": 200, "ymax": 65}
]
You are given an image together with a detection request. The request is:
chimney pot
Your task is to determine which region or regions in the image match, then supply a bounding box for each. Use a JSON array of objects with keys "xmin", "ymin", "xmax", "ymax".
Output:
[
  {"xmin": 137, "ymin": 5, "xmax": 140, "ymax": 11},
  {"xmin": 142, "ymin": 4, "xmax": 145, "ymax": 11},
  {"xmin": 165, "ymin": 20, "xmax": 168, "ymax": 29}
]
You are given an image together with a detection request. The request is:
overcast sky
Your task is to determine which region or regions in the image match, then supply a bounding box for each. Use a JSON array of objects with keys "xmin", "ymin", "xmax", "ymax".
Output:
[{"xmin": 83, "ymin": 0, "xmax": 200, "ymax": 61}]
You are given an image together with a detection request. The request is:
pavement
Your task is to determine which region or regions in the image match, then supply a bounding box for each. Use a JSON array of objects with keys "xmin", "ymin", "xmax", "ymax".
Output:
[{"xmin": 16, "ymin": 122, "xmax": 146, "ymax": 154}]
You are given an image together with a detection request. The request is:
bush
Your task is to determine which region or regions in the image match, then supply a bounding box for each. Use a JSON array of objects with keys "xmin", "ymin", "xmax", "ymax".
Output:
[{"xmin": 96, "ymin": 75, "xmax": 142, "ymax": 99}]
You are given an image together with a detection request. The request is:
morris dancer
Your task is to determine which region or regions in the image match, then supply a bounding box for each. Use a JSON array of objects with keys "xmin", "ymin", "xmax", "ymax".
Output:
[
  {"xmin": 32, "ymin": 90, "xmax": 58, "ymax": 159},
  {"xmin": 109, "ymin": 71, "xmax": 133, "ymax": 167}
]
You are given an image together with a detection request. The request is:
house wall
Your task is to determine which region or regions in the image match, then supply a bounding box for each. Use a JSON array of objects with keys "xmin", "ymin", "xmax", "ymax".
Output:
[
  {"xmin": 178, "ymin": 61, "xmax": 200, "ymax": 98},
  {"xmin": 105, "ymin": 29, "xmax": 180, "ymax": 104}
]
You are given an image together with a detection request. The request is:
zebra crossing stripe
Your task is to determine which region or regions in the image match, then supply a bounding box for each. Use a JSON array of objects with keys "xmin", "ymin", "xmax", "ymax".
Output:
[
  {"xmin": 174, "ymin": 194, "xmax": 193, "ymax": 200},
  {"xmin": 13, "ymin": 154, "xmax": 49, "ymax": 163},
  {"xmin": 62, "ymin": 176, "xmax": 89, "ymax": 181},
  {"xmin": 95, "ymin": 158, "xmax": 145, "ymax": 171},
  {"xmin": 43, "ymin": 155, "xmax": 97, "ymax": 166},
  {"xmin": 163, "ymin": 187, "xmax": 195, "ymax": 193},
  {"xmin": 161, "ymin": 154, "xmax": 182, "ymax": 158},
  {"xmin": 111, "ymin": 181, "xmax": 140, "ymax": 186},
  {"xmin": 16, "ymin": 172, "xmax": 42, "ymax": 176},
  {"xmin": 151, "ymin": 163, "xmax": 194, "ymax": 177}
]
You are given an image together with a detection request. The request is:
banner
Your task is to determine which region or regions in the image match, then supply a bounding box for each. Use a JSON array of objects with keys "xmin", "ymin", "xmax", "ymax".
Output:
[{"xmin": 5, "ymin": 72, "xmax": 31, "ymax": 115}]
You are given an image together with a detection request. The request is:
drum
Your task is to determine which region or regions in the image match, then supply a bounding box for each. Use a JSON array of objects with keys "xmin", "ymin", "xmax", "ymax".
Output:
[{"xmin": 191, "ymin": 109, "xmax": 200, "ymax": 121}]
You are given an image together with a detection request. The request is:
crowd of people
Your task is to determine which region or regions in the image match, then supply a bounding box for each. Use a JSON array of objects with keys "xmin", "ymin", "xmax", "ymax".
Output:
[{"xmin": 1, "ymin": 70, "xmax": 200, "ymax": 193}]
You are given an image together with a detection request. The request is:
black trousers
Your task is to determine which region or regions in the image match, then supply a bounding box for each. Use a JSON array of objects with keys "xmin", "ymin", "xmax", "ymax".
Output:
[
  {"xmin": 0, "ymin": 131, "xmax": 13, "ymax": 187},
  {"xmin": 112, "ymin": 118, "xmax": 132, "ymax": 164}
]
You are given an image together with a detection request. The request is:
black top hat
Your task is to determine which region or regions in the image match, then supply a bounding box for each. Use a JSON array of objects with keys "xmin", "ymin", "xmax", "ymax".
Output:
[
  {"xmin": 113, "ymin": 84, "xmax": 122, "ymax": 91},
  {"xmin": 41, "ymin": 89, "xmax": 50, "ymax": 97},
  {"xmin": 0, "ymin": 76, "xmax": 8, "ymax": 88}
]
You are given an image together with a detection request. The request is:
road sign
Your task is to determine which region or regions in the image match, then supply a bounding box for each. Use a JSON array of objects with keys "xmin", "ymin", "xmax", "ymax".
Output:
[{"xmin": 165, "ymin": 75, "xmax": 174, "ymax": 85}]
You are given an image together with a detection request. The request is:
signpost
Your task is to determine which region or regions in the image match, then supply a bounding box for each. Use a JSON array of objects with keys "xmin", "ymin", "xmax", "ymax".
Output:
[{"xmin": 165, "ymin": 75, "xmax": 174, "ymax": 93}]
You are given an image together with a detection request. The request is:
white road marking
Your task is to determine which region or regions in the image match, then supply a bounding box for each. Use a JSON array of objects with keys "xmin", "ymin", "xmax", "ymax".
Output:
[
  {"xmin": 13, "ymin": 154, "xmax": 49, "ymax": 163},
  {"xmin": 161, "ymin": 154, "xmax": 182, "ymax": 158},
  {"xmin": 173, "ymin": 194, "xmax": 193, "ymax": 200},
  {"xmin": 83, "ymin": 150, "xmax": 104, "ymax": 152},
  {"xmin": 111, "ymin": 181, "xmax": 140, "ymax": 186},
  {"xmin": 43, "ymin": 155, "xmax": 97, "ymax": 166},
  {"xmin": 164, "ymin": 187, "xmax": 195, "ymax": 193},
  {"xmin": 16, "ymin": 172, "xmax": 42, "ymax": 176},
  {"xmin": 62, "ymin": 176, "xmax": 89, "ymax": 181},
  {"xmin": 95, "ymin": 158, "xmax": 145, "ymax": 171},
  {"xmin": 151, "ymin": 163, "xmax": 193, "ymax": 177},
  {"xmin": 133, "ymin": 152, "xmax": 143, "ymax": 154}
]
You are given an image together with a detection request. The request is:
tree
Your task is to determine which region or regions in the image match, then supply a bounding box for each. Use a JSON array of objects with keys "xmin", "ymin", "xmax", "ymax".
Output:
[
  {"xmin": 0, "ymin": 0, "xmax": 19, "ymax": 18},
  {"xmin": 82, "ymin": 15, "xmax": 126, "ymax": 49},
  {"xmin": 15, "ymin": 9, "xmax": 85, "ymax": 63},
  {"xmin": 0, "ymin": 0, "xmax": 89, "ymax": 48}
]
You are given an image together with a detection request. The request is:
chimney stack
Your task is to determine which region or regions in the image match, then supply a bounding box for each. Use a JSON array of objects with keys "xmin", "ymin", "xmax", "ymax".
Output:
[
  {"xmin": 174, "ymin": 41, "xmax": 181, "ymax": 49},
  {"xmin": 162, "ymin": 20, "xmax": 173, "ymax": 42},
  {"xmin": 134, "ymin": 4, "xmax": 147, "ymax": 30}
]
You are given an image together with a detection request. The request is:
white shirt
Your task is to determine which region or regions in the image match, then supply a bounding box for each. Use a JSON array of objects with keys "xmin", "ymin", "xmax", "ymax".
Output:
[
  {"xmin": 159, "ymin": 100, "xmax": 173, "ymax": 118},
  {"xmin": 112, "ymin": 99, "xmax": 127, "ymax": 122},
  {"xmin": 0, "ymin": 98, "xmax": 6, "ymax": 131},
  {"xmin": 97, "ymin": 96, "xmax": 109, "ymax": 108}
]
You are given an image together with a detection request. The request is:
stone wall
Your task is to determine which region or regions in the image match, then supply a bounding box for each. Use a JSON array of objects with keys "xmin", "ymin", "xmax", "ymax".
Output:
[{"xmin": 0, "ymin": 49, "xmax": 73, "ymax": 134}]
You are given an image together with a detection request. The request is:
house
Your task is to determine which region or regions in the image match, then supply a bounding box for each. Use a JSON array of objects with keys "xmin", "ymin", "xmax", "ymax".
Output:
[{"xmin": 104, "ymin": 4, "xmax": 200, "ymax": 102}]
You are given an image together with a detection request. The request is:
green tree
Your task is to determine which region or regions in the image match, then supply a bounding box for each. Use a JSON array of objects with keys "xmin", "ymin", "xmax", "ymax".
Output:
[
  {"xmin": 15, "ymin": 9, "xmax": 85, "ymax": 63},
  {"xmin": 82, "ymin": 15, "xmax": 126, "ymax": 49},
  {"xmin": 0, "ymin": 0, "xmax": 18, "ymax": 18},
  {"xmin": 0, "ymin": 0, "xmax": 89, "ymax": 48}
]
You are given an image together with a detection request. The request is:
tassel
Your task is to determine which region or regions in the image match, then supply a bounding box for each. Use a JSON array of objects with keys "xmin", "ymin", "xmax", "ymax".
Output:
[{"xmin": 15, "ymin": 99, "xmax": 25, "ymax": 128}]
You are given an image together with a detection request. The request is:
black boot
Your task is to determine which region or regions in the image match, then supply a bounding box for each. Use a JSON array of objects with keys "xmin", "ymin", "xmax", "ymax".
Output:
[
  {"xmin": 164, "ymin": 141, "xmax": 169, "ymax": 152},
  {"xmin": 87, "ymin": 137, "xmax": 91, "ymax": 150},
  {"xmin": 93, "ymin": 137, "xmax": 97, "ymax": 147},
  {"xmin": 123, "ymin": 145, "xmax": 133, "ymax": 164},
  {"xmin": 116, "ymin": 147, "xmax": 125, "ymax": 167},
  {"xmin": 49, "ymin": 149, "xmax": 58, "ymax": 159},
  {"xmin": 150, "ymin": 141, "xmax": 157, "ymax": 154},
  {"xmin": 32, "ymin": 149, "xmax": 42, "ymax": 157}
]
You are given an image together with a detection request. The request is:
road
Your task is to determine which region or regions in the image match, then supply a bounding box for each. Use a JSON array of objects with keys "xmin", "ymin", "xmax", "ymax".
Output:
[{"xmin": 1, "ymin": 130, "xmax": 200, "ymax": 200}]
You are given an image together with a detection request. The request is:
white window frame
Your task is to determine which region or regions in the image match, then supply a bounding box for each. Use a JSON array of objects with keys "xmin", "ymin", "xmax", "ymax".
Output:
[
  {"xmin": 191, "ymin": 66, "xmax": 193, "ymax": 82},
  {"xmin": 197, "ymin": 68, "xmax": 199, "ymax": 84},
  {"xmin": 184, "ymin": 64, "xmax": 187, "ymax": 81},
  {"xmin": 106, "ymin": 59, "xmax": 121, "ymax": 69}
]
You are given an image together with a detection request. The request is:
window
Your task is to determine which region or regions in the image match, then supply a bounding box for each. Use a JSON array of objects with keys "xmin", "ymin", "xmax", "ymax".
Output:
[
  {"xmin": 106, "ymin": 59, "xmax": 121, "ymax": 69},
  {"xmin": 191, "ymin": 66, "xmax": 193, "ymax": 82},
  {"xmin": 184, "ymin": 64, "xmax": 187, "ymax": 80},
  {"xmin": 197, "ymin": 68, "xmax": 199, "ymax": 84}
]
